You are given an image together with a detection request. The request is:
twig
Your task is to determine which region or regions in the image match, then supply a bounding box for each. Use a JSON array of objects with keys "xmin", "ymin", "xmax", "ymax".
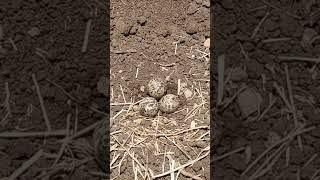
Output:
[
  {"xmin": 114, "ymin": 137, "xmax": 148, "ymax": 174},
  {"xmin": 221, "ymin": 86, "xmax": 247, "ymax": 110},
  {"xmin": 245, "ymin": 94, "xmax": 277, "ymax": 123},
  {"xmin": 52, "ymin": 113, "xmax": 71, "ymax": 165},
  {"xmin": 177, "ymin": 79, "xmax": 181, "ymax": 95},
  {"xmin": 251, "ymin": 10, "xmax": 270, "ymax": 39},
  {"xmin": 302, "ymin": 153, "xmax": 318, "ymax": 169},
  {"xmin": 273, "ymin": 82, "xmax": 292, "ymax": 111},
  {"xmin": 249, "ymin": 142, "xmax": 288, "ymax": 179},
  {"xmin": 134, "ymin": 126, "xmax": 209, "ymax": 137},
  {"xmin": 212, "ymin": 146, "xmax": 246, "ymax": 162},
  {"xmin": 111, "ymin": 49, "xmax": 137, "ymax": 54},
  {"xmin": 0, "ymin": 130, "xmax": 67, "ymax": 138},
  {"xmin": 46, "ymin": 78, "xmax": 108, "ymax": 116},
  {"xmin": 166, "ymin": 155, "xmax": 204, "ymax": 180},
  {"xmin": 261, "ymin": 38, "xmax": 292, "ymax": 43},
  {"xmin": 241, "ymin": 126, "xmax": 315, "ymax": 176},
  {"xmin": 151, "ymin": 151, "xmax": 209, "ymax": 179},
  {"xmin": 8, "ymin": 38, "xmax": 18, "ymax": 51},
  {"xmin": 217, "ymin": 54, "xmax": 225, "ymax": 106},
  {"xmin": 119, "ymin": 84, "xmax": 127, "ymax": 103},
  {"xmin": 32, "ymin": 74, "xmax": 52, "ymax": 131},
  {"xmin": 159, "ymin": 130, "xmax": 191, "ymax": 160},
  {"xmin": 259, "ymin": 0, "xmax": 302, "ymax": 19},
  {"xmin": 7, "ymin": 149, "xmax": 43, "ymax": 180},
  {"xmin": 74, "ymin": 105, "xmax": 79, "ymax": 133},
  {"xmin": 1, "ymin": 82, "xmax": 11, "ymax": 126},
  {"xmin": 60, "ymin": 119, "xmax": 102, "ymax": 142},
  {"xmin": 82, "ymin": 19, "xmax": 92, "ymax": 53},
  {"xmin": 285, "ymin": 64, "xmax": 303, "ymax": 150},
  {"xmin": 278, "ymin": 56, "xmax": 320, "ymax": 63}
]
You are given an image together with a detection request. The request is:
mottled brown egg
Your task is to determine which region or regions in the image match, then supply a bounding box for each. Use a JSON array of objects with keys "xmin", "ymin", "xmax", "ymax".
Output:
[
  {"xmin": 93, "ymin": 120, "xmax": 108, "ymax": 172},
  {"xmin": 159, "ymin": 94, "xmax": 180, "ymax": 113},
  {"xmin": 139, "ymin": 97, "xmax": 159, "ymax": 117},
  {"xmin": 146, "ymin": 78, "xmax": 167, "ymax": 100}
]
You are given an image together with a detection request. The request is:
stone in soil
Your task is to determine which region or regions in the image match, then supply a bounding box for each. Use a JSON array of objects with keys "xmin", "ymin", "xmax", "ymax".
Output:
[{"xmin": 237, "ymin": 88, "xmax": 262, "ymax": 118}]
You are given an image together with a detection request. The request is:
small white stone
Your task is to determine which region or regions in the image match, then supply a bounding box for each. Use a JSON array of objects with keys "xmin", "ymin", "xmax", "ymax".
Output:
[
  {"xmin": 204, "ymin": 70, "xmax": 209, "ymax": 76},
  {"xmin": 132, "ymin": 105, "xmax": 140, "ymax": 112},
  {"xmin": 204, "ymin": 38, "xmax": 210, "ymax": 48},
  {"xmin": 184, "ymin": 89, "xmax": 193, "ymax": 99},
  {"xmin": 140, "ymin": 85, "xmax": 145, "ymax": 92}
]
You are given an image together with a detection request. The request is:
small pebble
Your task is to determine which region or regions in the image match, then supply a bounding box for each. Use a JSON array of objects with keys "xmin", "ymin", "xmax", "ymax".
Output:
[
  {"xmin": 115, "ymin": 18, "xmax": 132, "ymax": 36},
  {"xmin": 187, "ymin": 3, "xmax": 198, "ymax": 15},
  {"xmin": 184, "ymin": 89, "xmax": 193, "ymax": 99},
  {"xmin": 237, "ymin": 88, "xmax": 262, "ymax": 117},
  {"xmin": 195, "ymin": 0, "xmax": 202, "ymax": 4},
  {"xmin": 204, "ymin": 38, "xmax": 210, "ymax": 48},
  {"xmin": 27, "ymin": 27, "xmax": 40, "ymax": 37},
  {"xmin": 202, "ymin": 0, "xmax": 210, "ymax": 7},
  {"xmin": 137, "ymin": 16, "xmax": 147, "ymax": 25},
  {"xmin": 140, "ymin": 85, "xmax": 145, "ymax": 92},
  {"xmin": 186, "ymin": 20, "xmax": 198, "ymax": 34}
]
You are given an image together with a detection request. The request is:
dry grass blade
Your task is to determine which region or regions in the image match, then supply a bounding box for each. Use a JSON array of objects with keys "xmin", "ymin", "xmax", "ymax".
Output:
[
  {"xmin": 259, "ymin": 0, "xmax": 302, "ymax": 19},
  {"xmin": 241, "ymin": 126, "xmax": 315, "ymax": 176},
  {"xmin": 249, "ymin": 142, "xmax": 288, "ymax": 179},
  {"xmin": 46, "ymin": 78, "xmax": 108, "ymax": 116},
  {"xmin": 159, "ymin": 130, "xmax": 191, "ymax": 160},
  {"xmin": 285, "ymin": 64, "xmax": 303, "ymax": 150},
  {"xmin": 136, "ymin": 125, "xmax": 209, "ymax": 137},
  {"xmin": 221, "ymin": 86, "xmax": 247, "ymax": 110},
  {"xmin": 166, "ymin": 155, "xmax": 204, "ymax": 180},
  {"xmin": 250, "ymin": 144, "xmax": 285, "ymax": 180},
  {"xmin": 251, "ymin": 9, "xmax": 270, "ymax": 39},
  {"xmin": 59, "ymin": 120, "xmax": 101, "ymax": 142},
  {"xmin": 261, "ymin": 37, "xmax": 292, "ymax": 43},
  {"xmin": 273, "ymin": 82, "xmax": 292, "ymax": 111},
  {"xmin": 52, "ymin": 113, "xmax": 72, "ymax": 165},
  {"xmin": 302, "ymin": 153, "xmax": 318, "ymax": 169},
  {"xmin": 7, "ymin": 149, "xmax": 43, "ymax": 180},
  {"xmin": 217, "ymin": 54, "xmax": 225, "ymax": 106},
  {"xmin": 113, "ymin": 137, "xmax": 148, "ymax": 175},
  {"xmin": 82, "ymin": 19, "xmax": 92, "ymax": 53},
  {"xmin": 278, "ymin": 56, "xmax": 320, "ymax": 63},
  {"xmin": 0, "ymin": 130, "xmax": 67, "ymax": 138},
  {"xmin": 32, "ymin": 74, "xmax": 52, "ymax": 131},
  {"xmin": 0, "ymin": 82, "xmax": 11, "ymax": 127},
  {"xmin": 212, "ymin": 146, "xmax": 246, "ymax": 162},
  {"xmin": 151, "ymin": 151, "xmax": 209, "ymax": 179}
]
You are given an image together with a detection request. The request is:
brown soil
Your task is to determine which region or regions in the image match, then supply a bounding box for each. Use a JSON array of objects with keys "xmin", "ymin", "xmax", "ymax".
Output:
[
  {"xmin": 214, "ymin": 0, "xmax": 320, "ymax": 179},
  {"xmin": 0, "ymin": 0, "xmax": 108, "ymax": 179},
  {"xmin": 110, "ymin": 0, "xmax": 210, "ymax": 180}
]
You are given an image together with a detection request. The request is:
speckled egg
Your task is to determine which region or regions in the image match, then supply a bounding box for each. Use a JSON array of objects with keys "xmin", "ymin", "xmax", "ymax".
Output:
[
  {"xmin": 146, "ymin": 78, "xmax": 167, "ymax": 100},
  {"xmin": 93, "ymin": 120, "xmax": 108, "ymax": 172},
  {"xmin": 139, "ymin": 97, "xmax": 159, "ymax": 117},
  {"xmin": 159, "ymin": 94, "xmax": 180, "ymax": 113}
]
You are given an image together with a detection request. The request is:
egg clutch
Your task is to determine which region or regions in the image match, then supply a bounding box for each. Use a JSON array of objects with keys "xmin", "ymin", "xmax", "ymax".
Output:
[{"xmin": 139, "ymin": 78, "xmax": 180, "ymax": 117}]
